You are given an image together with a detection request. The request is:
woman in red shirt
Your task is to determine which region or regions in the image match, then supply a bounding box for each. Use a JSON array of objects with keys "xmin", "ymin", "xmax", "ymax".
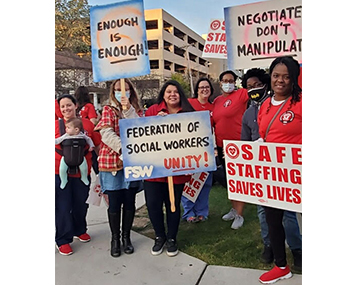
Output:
[
  {"xmin": 257, "ymin": 56, "xmax": 302, "ymax": 284},
  {"xmin": 144, "ymin": 80, "xmax": 194, "ymax": 257},
  {"xmin": 181, "ymin": 78, "xmax": 214, "ymax": 223},
  {"xmin": 212, "ymin": 70, "xmax": 249, "ymax": 230},
  {"xmin": 74, "ymin": 86, "xmax": 99, "ymax": 125},
  {"xmin": 55, "ymin": 95, "xmax": 101, "ymax": 256}
]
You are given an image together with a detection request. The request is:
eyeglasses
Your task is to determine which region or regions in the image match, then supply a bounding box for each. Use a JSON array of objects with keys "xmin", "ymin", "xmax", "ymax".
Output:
[
  {"xmin": 198, "ymin": 86, "xmax": 210, "ymax": 90},
  {"xmin": 221, "ymin": 80, "xmax": 235, "ymax": 84}
]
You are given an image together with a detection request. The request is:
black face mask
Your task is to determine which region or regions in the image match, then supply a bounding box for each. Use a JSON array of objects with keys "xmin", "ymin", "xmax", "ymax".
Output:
[{"xmin": 248, "ymin": 85, "xmax": 267, "ymax": 102}]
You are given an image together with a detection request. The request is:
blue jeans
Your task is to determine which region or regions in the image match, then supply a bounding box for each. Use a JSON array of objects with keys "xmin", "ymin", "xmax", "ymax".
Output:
[
  {"xmin": 257, "ymin": 205, "xmax": 302, "ymax": 251},
  {"xmin": 181, "ymin": 172, "xmax": 213, "ymax": 219}
]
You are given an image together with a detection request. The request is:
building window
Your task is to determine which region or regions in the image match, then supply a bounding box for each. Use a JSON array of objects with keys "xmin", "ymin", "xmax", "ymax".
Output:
[
  {"xmin": 146, "ymin": 20, "xmax": 158, "ymax": 30},
  {"xmin": 148, "ymin": 40, "xmax": 159, "ymax": 50},
  {"xmin": 174, "ymin": 45, "xmax": 185, "ymax": 58},
  {"xmin": 164, "ymin": 60, "xmax": 172, "ymax": 71},
  {"xmin": 164, "ymin": 40, "xmax": 172, "ymax": 52},
  {"xmin": 189, "ymin": 53, "xmax": 197, "ymax": 63},
  {"xmin": 198, "ymin": 43, "xmax": 204, "ymax": 52},
  {"xmin": 163, "ymin": 20, "xmax": 172, "ymax": 33},
  {"xmin": 199, "ymin": 58, "xmax": 206, "ymax": 66},
  {"xmin": 174, "ymin": 63, "xmax": 186, "ymax": 74},
  {"xmin": 150, "ymin": 60, "xmax": 159, "ymax": 69},
  {"xmin": 188, "ymin": 36, "xmax": 197, "ymax": 47},
  {"xmin": 174, "ymin": 27, "xmax": 185, "ymax": 41}
]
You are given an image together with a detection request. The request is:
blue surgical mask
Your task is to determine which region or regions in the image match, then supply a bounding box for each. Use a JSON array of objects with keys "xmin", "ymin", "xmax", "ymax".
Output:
[
  {"xmin": 222, "ymin": 83, "xmax": 235, "ymax": 93},
  {"xmin": 114, "ymin": 90, "xmax": 130, "ymax": 101}
]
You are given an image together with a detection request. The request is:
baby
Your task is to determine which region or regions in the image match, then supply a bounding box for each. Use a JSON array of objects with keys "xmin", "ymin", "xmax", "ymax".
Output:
[{"xmin": 55, "ymin": 117, "xmax": 94, "ymax": 189}]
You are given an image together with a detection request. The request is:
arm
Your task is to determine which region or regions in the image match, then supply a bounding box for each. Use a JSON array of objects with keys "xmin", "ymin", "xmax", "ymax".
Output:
[
  {"xmin": 99, "ymin": 127, "xmax": 122, "ymax": 154},
  {"xmin": 55, "ymin": 133, "xmax": 68, "ymax": 145}
]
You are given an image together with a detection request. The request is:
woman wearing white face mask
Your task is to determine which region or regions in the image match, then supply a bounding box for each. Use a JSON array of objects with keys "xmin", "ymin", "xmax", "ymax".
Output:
[
  {"xmin": 94, "ymin": 78, "xmax": 142, "ymax": 258},
  {"xmin": 212, "ymin": 70, "xmax": 249, "ymax": 230}
]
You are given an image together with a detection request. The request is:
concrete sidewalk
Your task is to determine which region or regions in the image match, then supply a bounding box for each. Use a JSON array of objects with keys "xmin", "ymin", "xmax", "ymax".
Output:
[{"xmin": 55, "ymin": 192, "xmax": 302, "ymax": 285}]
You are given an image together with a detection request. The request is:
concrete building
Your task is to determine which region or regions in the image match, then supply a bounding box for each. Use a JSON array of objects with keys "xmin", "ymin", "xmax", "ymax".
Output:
[
  {"xmin": 144, "ymin": 9, "xmax": 226, "ymax": 91},
  {"xmin": 55, "ymin": 9, "xmax": 227, "ymax": 109}
]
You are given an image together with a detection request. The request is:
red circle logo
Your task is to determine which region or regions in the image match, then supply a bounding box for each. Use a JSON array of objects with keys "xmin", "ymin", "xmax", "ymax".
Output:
[
  {"xmin": 210, "ymin": 20, "xmax": 221, "ymax": 30},
  {"xmin": 225, "ymin": 143, "xmax": 240, "ymax": 159}
]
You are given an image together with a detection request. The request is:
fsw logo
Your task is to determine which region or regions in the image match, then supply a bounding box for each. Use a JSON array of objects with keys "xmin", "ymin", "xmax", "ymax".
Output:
[{"xmin": 124, "ymin": 165, "xmax": 154, "ymax": 179}]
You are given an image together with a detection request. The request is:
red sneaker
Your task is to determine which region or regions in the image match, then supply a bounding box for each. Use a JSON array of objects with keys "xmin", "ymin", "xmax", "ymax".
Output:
[
  {"xmin": 57, "ymin": 244, "xmax": 73, "ymax": 256},
  {"xmin": 74, "ymin": 233, "xmax": 91, "ymax": 243},
  {"xmin": 259, "ymin": 265, "xmax": 292, "ymax": 284}
]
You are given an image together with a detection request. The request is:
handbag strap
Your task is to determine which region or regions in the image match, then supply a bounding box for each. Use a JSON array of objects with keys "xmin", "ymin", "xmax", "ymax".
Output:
[{"xmin": 264, "ymin": 96, "xmax": 291, "ymax": 141}]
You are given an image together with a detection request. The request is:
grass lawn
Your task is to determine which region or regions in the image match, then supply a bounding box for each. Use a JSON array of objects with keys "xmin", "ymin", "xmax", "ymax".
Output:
[{"xmin": 133, "ymin": 183, "xmax": 297, "ymax": 272}]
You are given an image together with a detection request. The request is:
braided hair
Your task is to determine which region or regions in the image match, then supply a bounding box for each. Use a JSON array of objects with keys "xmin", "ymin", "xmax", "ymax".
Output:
[{"xmin": 266, "ymin": 56, "xmax": 302, "ymax": 114}]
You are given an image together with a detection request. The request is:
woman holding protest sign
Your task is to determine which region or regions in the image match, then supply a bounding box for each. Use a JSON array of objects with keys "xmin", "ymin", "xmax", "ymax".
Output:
[
  {"xmin": 144, "ymin": 80, "xmax": 194, "ymax": 257},
  {"xmin": 181, "ymin": 78, "xmax": 214, "ymax": 223},
  {"xmin": 55, "ymin": 95, "xmax": 101, "ymax": 256},
  {"xmin": 94, "ymin": 78, "xmax": 142, "ymax": 258},
  {"xmin": 212, "ymin": 70, "xmax": 249, "ymax": 229},
  {"xmin": 257, "ymin": 56, "xmax": 302, "ymax": 284},
  {"xmin": 241, "ymin": 68, "xmax": 302, "ymax": 270}
]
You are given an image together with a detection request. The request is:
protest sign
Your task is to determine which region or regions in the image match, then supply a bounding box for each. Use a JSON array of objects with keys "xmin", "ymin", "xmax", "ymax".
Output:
[
  {"xmin": 202, "ymin": 19, "xmax": 227, "ymax": 59},
  {"xmin": 182, "ymin": 172, "xmax": 209, "ymax": 202},
  {"xmin": 223, "ymin": 140, "xmax": 302, "ymax": 212},
  {"xmin": 119, "ymin": 111, "xmax": 217, "ymax": 181},
  {"xmin": 90, "ymin": 0, "xmax": 150, "ymax": 82},
  {"xmin": 224, "ymin": 0, "xmax": 302, "ymax": 70}
]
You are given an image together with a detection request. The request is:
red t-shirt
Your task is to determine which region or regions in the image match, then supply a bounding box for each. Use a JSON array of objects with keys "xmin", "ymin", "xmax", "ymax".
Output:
[
  {"xmin": 188, "ymin": 98, "xmax": 214, "ymax": 126},
  {"xmin": 55, "ymin": 118, "xmax": 101, "ymax": 176},
  {"xmin": 79, "ymin": 103, "xmax": 97, "ymax": 120},
  {"xmin": 144, "ymin": 101, "xmax": 191, "ymax": 185},
  {"xmin": 55, "ymin": 99, "xmax": 63, "ymax": 119},
  {"xmin": 257, "ymin": 96, "xmax": 302, "ymax": 144},
  {"xmin": 212, "ymin": 89, "xmax": 249, "ymax": 147}
]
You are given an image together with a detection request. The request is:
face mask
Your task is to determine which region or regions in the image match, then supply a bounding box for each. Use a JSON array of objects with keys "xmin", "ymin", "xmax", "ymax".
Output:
[
  {"xmin": 221, "ymin": 83, "xmax": 235, "ymax": 93},
  {"xmin": 248, "ymin": 85, "xmax": 267, "ymax": 102},
  {"xmin": 114, "ymin": 90, "xmax": 130, "ymax": 102}
]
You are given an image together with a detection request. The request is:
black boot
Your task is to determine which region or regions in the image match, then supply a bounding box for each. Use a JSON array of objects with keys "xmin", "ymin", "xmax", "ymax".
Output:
[
  {"xmin": 122, "ymin": 209, "xmax": 135, "ymax": 254},
  {"xmin": 292, "ymin": 249, "xmax": 302, "ymax": 272},
  {"xmin": 108, "ymin": 210, "xmax": 121, "ymax": 257}
]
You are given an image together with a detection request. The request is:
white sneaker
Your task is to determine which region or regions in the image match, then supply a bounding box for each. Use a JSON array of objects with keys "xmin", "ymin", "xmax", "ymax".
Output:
[
  {"xmin": 231, "ymin": 215, "xmax": 244, "ymax": 229},
  {"xmin": 222, "ymin": 208, "xmax": 237, "ymax": 221}
]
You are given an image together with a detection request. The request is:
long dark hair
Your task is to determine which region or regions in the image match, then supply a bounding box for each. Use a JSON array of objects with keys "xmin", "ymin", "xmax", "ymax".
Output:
[
  {"xmin": 157, "ymin": 80, "xmax": 195, "ymax": 112},
  {"xmin": 109, "ymin": 78, "xmax": 142, "ymax": 113},
  {"xmin": 74, "ymin": 86, "xmax": 91, "ymax": 111}
]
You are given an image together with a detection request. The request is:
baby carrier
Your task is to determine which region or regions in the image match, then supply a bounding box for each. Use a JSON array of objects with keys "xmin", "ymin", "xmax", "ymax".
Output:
[{"xmin": 56, "ymin": 118, "xmax": 88, "ymax": 175}]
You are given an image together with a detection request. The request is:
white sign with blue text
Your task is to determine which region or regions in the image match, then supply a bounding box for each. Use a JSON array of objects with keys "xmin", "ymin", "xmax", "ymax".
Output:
[
  {"xmin": 119, "ymin": 111, "xmax": 217, "ymax": 181},
  {"xmin": 90, "ymin": 0, "xmax": 150, "ymax": 82}
]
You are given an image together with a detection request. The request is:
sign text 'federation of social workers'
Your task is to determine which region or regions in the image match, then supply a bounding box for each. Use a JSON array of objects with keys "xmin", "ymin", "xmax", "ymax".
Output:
[
  {"xmin": 224, "ymin": 140, "xmax": 302, "ymax": 213},
  {"xmin": 224, "ymin": 0, "xmax": 302, "ymax": 70},
  {"xmin": 119, "ymin": 111, "xmax": 217, "ymax": 181},
  {"xmin": 90, "ymin": 0, "xmax": 150, "ymax": 82}
]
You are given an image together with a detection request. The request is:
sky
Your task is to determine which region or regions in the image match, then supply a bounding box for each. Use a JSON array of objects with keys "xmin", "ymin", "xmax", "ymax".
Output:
[{"xmin": 88, "ymin": 0, "xmax": 262, "ymax": 36}]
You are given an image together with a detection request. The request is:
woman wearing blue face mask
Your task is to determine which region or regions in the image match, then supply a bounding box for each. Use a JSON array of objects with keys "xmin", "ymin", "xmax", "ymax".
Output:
[
  {"xmin": 94, "ymin": 78, "xmax": 142, "ymax": 257},
  {"xmin": 212, "ymin": 70, "xmax": 249, "ymax": 230}
]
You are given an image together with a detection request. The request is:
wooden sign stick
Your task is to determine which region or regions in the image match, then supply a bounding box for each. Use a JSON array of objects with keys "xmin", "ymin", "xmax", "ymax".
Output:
[
  {"xmin": 168, "ymin": 176, "xmax": 176, "ymax": 212},
  {"xmin": 120, "ymin": 78, "xmax": 127, "ymax": 110}
]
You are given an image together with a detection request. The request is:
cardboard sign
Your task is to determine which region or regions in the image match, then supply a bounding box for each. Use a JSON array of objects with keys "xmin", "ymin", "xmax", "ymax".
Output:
[
  {"xmin": 202, "ymin": 19, "xmax": 227, "ymax": 59},
  {"xmin": 90, "ymin": 0, "xmax": 150, "ymax": 82},
  {"xmin": 119, "ymin": 111, "xmax": 217, "ymax": 181},
  {"xmin": 224, "ymin": 0, "xmax": 302, "ymax": 69},
  {"xmin": 223, "ymin": 140, "xmax": 302, "ymax": 213},
  {"xmin": 182, "ymin": 172, "xmax": 209, "ymax": 202}
]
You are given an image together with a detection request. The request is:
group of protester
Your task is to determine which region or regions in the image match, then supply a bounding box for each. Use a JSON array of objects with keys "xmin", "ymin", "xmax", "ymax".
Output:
[{"xmin": 55, "ymin": 55, "xmax": 302, "ymax": 284}]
